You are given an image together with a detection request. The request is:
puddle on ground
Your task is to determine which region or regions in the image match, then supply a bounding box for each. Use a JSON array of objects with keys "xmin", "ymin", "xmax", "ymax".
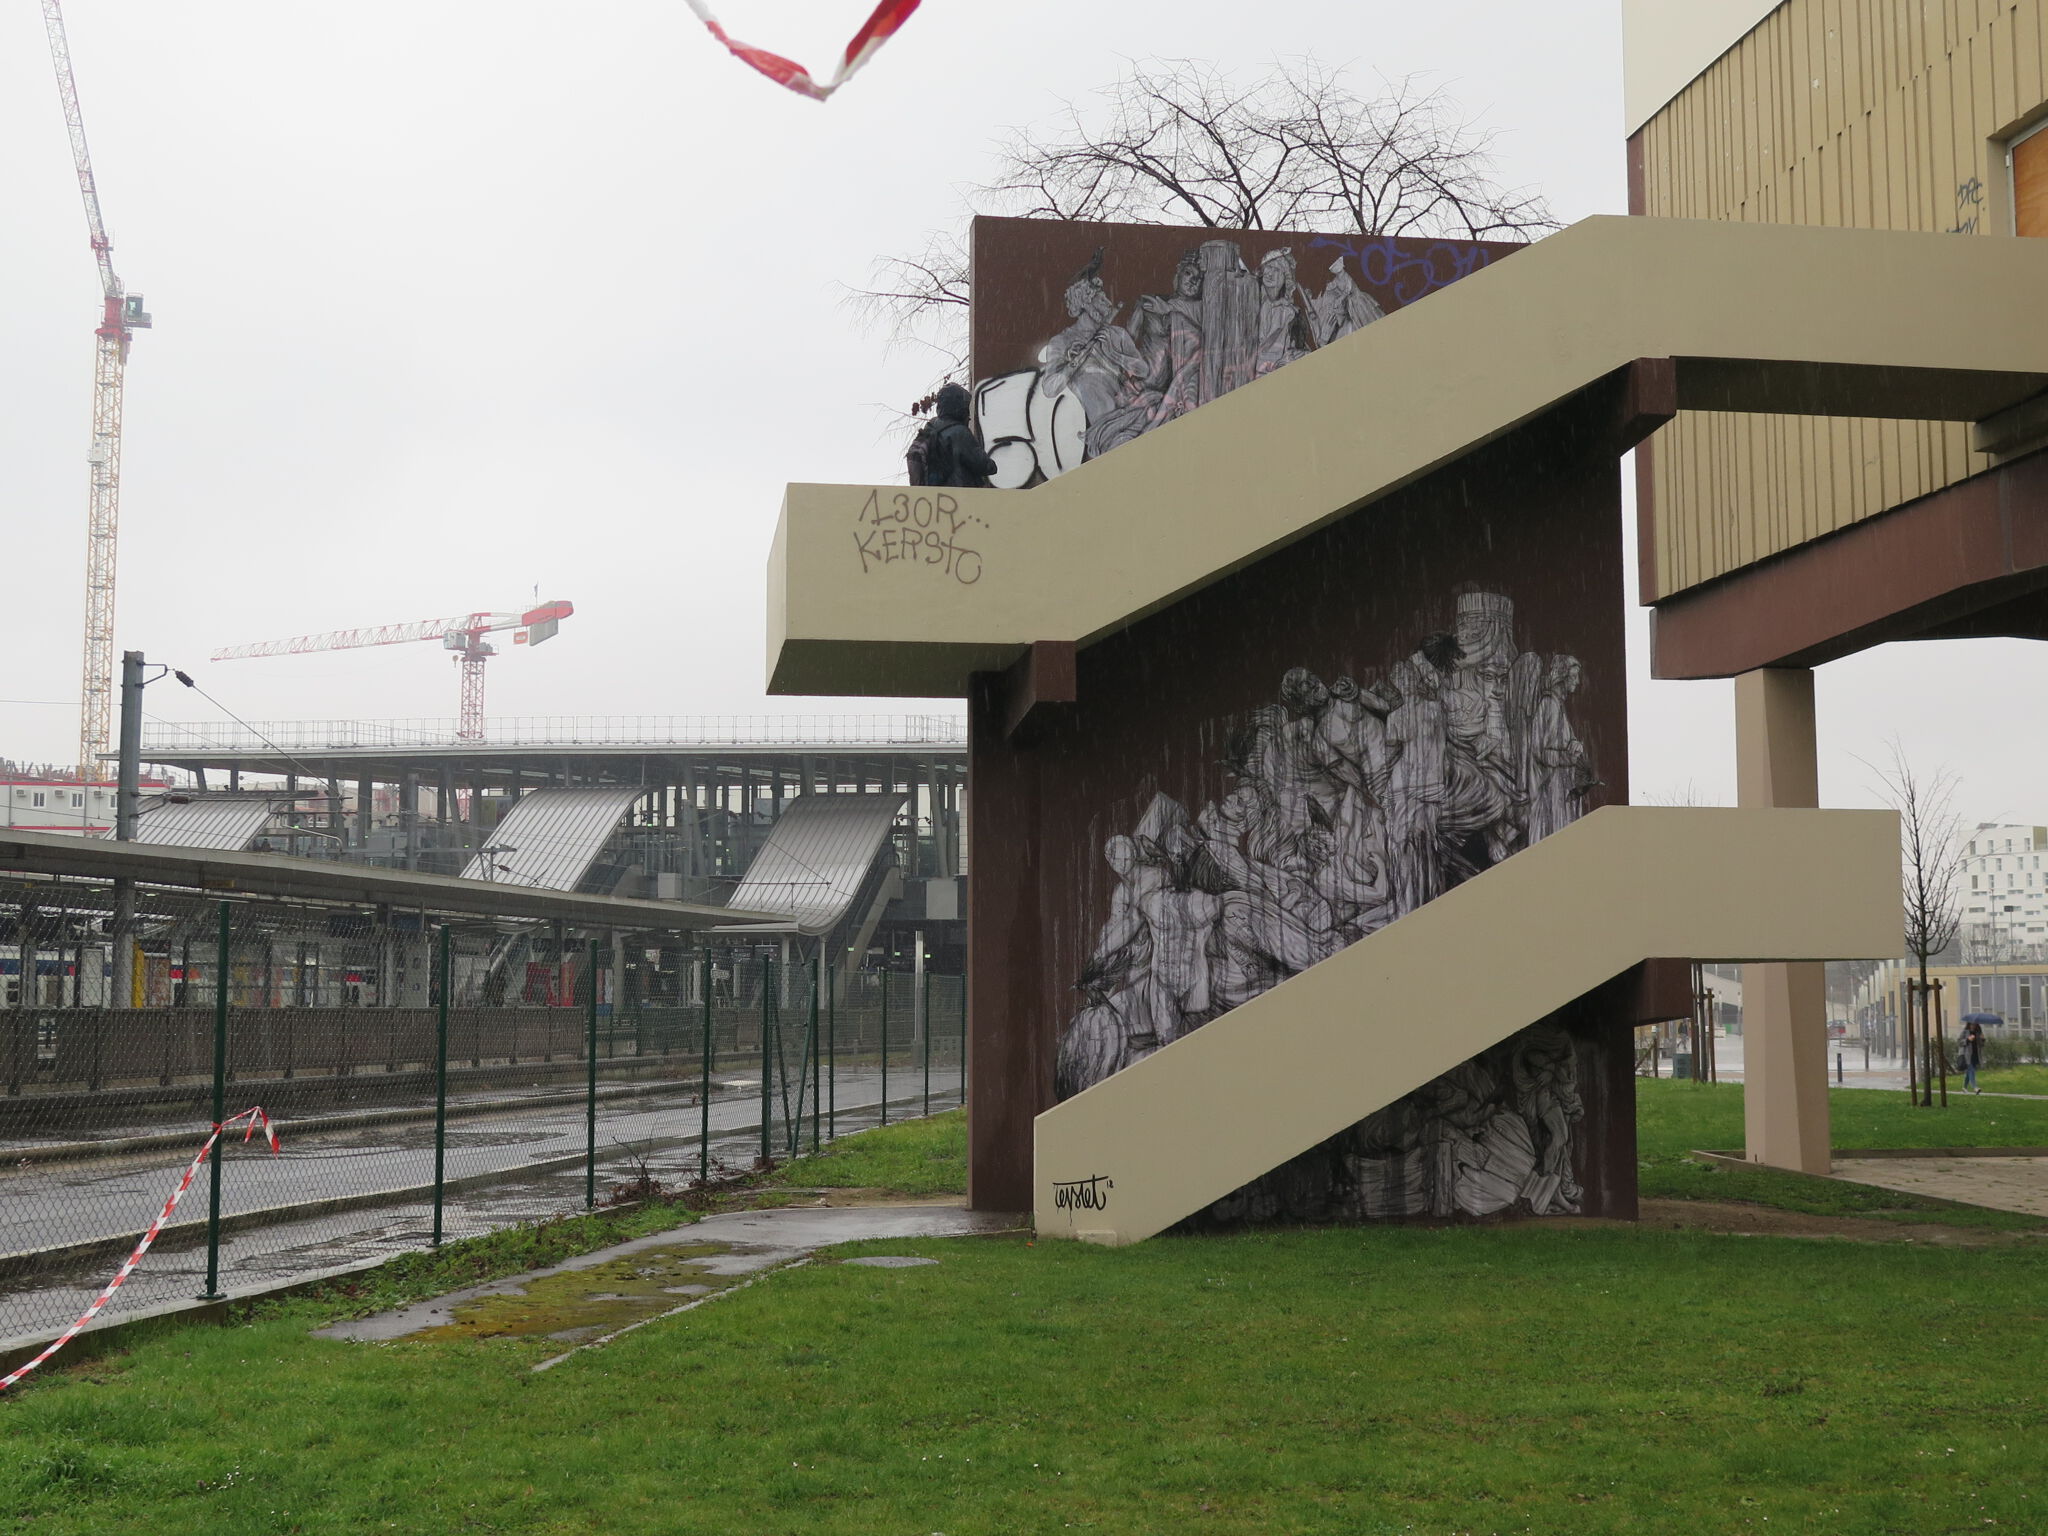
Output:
[{"xmin": 410, "ymin": 1241, "xmax": 734, "ymax": 1343}]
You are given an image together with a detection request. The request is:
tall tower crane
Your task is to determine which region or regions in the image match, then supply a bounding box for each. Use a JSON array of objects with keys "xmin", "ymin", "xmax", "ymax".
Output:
[
  {"xmin": 211, "ymin": 601, "xmax": 574, "ymax": 742},
  {"xmin": 43, "ymin": 0, "xmax": 150, "ymax": 781}
]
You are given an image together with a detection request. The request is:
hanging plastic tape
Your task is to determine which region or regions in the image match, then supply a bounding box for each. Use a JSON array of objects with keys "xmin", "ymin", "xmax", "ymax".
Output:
[
  {"xmin": 0, "ymin": 1106, "xmax": 282, "ymax": 1394},
  {"xmin": 683, "ymin": 0, "xmax": 922, "ymax": 101}
]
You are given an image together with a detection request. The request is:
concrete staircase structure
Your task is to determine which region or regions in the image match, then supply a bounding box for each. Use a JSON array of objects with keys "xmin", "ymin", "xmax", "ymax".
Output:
[{"xmin": 1033, "ymin": 807, "xmax": 1902, "ymax": 1244}]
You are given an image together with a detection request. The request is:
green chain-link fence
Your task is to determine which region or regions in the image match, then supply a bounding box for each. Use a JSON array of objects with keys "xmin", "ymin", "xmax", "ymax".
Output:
[{"xmin": 0, "ymin": 875, "xmax": 962, "ymax": 1351}]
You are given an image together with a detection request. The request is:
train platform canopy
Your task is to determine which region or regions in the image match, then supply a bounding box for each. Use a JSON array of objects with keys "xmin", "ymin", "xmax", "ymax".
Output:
[
  {"xmin": 716, "ymin": 791, "xmax": 908, "ymax": 936},
  {"xmin": 106, "ymin": 791, "xmax": 294, "ymax": 851},
  {"xmin": 0, "ymin": 828, "xmax": 788, "ymax": 931},
  {"xmin": 457, "ymin": 786, "xmax": 644, "ymax": 889}
]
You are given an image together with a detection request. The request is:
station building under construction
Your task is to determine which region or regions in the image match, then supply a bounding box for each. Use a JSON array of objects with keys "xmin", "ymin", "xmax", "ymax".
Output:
[{"xmin": 3, "ymin": 716, "xmax": 967, "ymax": 1011}]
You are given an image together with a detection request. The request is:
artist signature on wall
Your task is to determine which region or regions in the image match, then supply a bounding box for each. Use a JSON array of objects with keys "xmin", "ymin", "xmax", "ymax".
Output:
[
  {"xmin": 1051, "ymin": 1174, "xmax": 1114, "ymax": 1212},
  {"xmin": 855, "ymin": 489, "xmax": 985, "ymax": 585}
]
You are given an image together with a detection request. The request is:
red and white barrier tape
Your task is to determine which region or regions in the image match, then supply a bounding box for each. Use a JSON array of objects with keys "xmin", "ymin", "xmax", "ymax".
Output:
[
  {"xmin": 0, "ymin": 1106, "xmax": 282, "ymax": 1394},
  {"xmin": 683, "ymin": 0, "xmax": 921, "ymax": 101}
]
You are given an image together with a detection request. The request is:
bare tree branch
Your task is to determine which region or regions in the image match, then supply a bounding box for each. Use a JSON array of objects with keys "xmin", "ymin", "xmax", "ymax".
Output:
[
  {"xmin": 1864, "ymin": 740, "xmax": 1965, "ymax": 976},
  {"xmin": 845, "ymin": 56, "xmax": 1561, "ymax": 399}
]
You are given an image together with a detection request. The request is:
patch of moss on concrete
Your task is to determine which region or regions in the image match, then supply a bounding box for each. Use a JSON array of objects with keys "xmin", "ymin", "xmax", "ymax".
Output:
[{"xmin": 412, "ymin": 1242, "xmax": 734, "ymax": 1344}]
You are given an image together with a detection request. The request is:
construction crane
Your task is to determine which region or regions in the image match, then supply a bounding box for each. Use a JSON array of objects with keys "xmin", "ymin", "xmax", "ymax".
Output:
[
  {"xmin": 43, "ymin": 0, "xmax": 150, "ymax": 781},
  {"xmin": 211, "ymin": 601, "xmax": 574, "ymax": 743}
]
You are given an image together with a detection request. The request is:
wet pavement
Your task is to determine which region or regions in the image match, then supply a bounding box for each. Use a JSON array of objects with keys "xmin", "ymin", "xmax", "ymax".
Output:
[
  {"xmin": 0, "ymin": 1069, "xmax": 961, "ymax": 1349},
  {"xmin": 314, "ymin": 1202, "xmax": 1018, "ymax": 1372},
  {"xmin": 1644, "ymin": 1035, "xmax": 1915, "ymax": 1091}
]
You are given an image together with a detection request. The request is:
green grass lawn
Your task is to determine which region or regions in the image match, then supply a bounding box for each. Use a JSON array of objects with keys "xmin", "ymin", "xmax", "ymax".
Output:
[
  {"xmin": 1636, "ymin": 1078, "xmax": 2048, "ymax": 1228},
  {"xmin": 769, "ymin": 1107, "xmax": 966, "ymax": 1195},
  {"xmin": 6, "ymin": 1096, "xmax": 2047, "ymax": 1533},
  {"xmin": 1637, "ymin": 1075, "xmax": 2048, "ymax": 1158},
  {"xmin": 5, "ymin": 1221, "xmax": 2044, "ymax": 1534},
  {"xmin": 1979, "ymin": 1062, "xmax": 2048, "ymax": 1096}
]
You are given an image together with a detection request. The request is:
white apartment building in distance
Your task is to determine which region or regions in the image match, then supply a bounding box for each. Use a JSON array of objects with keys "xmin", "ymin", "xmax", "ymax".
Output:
[
  {"xmin": 0, "ymin": 777, "xmax": 120, "ymax": 834},
  {"xmin": 1962, "ymin": 823, "xmax": 2048, "ymax": 961}
]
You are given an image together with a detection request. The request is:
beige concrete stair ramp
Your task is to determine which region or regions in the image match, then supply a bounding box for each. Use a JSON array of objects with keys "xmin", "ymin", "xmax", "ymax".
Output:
[
  {"xmin": 1034, "ymin": 807, "xmax": 1902, "ymax": 1245},
  {"xmin": 769, "ymin": 216, "xmax": 2048, "ymax": 699}
]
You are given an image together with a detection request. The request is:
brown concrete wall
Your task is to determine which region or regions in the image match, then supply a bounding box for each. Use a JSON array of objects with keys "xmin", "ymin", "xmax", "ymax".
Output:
[
  {"xmin": 966, "ymin": 409, "xmax": 1633, "ymax": 1217},
  {"xmin": 970, "ymin": 215, "xmax": 1520, "ymax": 385}
]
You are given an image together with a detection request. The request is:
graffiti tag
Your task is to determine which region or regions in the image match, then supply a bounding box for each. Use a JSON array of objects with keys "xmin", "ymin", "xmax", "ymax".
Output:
[
  {"xmin": 1949, "ymin": 177, "xmax": 1984, "ymax": 234},
  {"xmin": 1306, "ymin": 235, "xmax": 1497, "ymax": 306},
  {"xmin": 855, "ymin": 489, "xmax": 985, "ymax": 586},
  {"xmin": 1051, "ymin": 1174, "xmax": 1114, "ymax": 1212}
]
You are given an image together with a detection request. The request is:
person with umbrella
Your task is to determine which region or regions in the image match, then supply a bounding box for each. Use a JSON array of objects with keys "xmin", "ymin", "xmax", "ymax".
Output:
[{"xmin": 1959, "ymin": 1012, "xmax": 1995, "ymax": 1093}]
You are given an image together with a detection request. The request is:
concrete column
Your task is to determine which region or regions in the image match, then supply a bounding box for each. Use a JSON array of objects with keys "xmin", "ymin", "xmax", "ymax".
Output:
[
  {"xmin": 1734, "ymin": 667, "xmax": 1831, "ymax": 1174},
  {"xmin": 965, "ymin": 673, "xmax": 1046, "ymax": 1212}
]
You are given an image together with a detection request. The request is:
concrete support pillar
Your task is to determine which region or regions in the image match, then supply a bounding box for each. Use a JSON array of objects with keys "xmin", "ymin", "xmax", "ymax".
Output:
[
  {"xmin": 965, "ymin": 674, "xmax": 1047, "ymax": 1213},
  {"xmin": 1734, "ymin": 667, "xmax": 1831, "ymax": 1174}
]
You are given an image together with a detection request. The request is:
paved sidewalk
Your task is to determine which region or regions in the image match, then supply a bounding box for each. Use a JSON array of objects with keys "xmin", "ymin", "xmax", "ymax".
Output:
[{"xmin": 1831, "ymin": 1155, "xmax": 2048, "ymax": 1219}]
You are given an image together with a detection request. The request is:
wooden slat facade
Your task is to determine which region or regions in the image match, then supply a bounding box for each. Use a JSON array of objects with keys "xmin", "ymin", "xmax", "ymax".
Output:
[{"xmin": 1637, "ymin": 0, "xmax": 2048, "ymax": 599}]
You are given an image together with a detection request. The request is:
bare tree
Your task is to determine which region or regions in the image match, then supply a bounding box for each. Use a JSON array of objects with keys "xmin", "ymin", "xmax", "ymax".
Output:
[
  {"xmin": 1867, "ymin": 742, "xmax": 1964, "ymax": 1105},
  {"xmin": 849, "ymin": 57, "xmax": 1561, "ymax": 393}
]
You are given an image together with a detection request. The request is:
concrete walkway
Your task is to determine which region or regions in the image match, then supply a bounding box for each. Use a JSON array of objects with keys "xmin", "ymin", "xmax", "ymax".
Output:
[
  {"xmin": 1831, "ymin": 1155, "xmax": 2048, "ymax": 1219},
  {"xmin": 315, "ymin": 1202, "xmax": 1021, "ymax": 1369}
]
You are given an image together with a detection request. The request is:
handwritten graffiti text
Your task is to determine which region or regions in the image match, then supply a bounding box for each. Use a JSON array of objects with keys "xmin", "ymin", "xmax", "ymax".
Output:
[
  {"xmin": 1051, "ymin": 1174, "xmax": 1114, "ymax": 1212},
  {"xmin": 1306, "ymin": 235, "xmax": 1497, "ymax": 306},
  {"xmin": 856, "ymin": 490, "xmax": 984, "ymax": 585}
]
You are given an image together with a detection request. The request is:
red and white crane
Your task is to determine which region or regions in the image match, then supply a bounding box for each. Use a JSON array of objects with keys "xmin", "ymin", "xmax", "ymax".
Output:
[
  {"xmin": 43, "ymin": 0, "xmax": 150, "ymax": 780},
  {"xmin": 211, "ymin": 601, "xmax": 574, "ymax": 743}
]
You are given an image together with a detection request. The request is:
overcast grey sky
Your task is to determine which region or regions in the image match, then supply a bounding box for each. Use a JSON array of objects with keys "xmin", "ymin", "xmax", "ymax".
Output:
[{"xmin": 1, "ymin": 2, "xmax": 2039, "ymax": 823}]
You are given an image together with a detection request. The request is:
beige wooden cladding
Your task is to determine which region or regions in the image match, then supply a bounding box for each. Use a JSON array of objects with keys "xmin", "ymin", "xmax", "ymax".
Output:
[
  {"xmin": 1636, "ymin": 0, "xmax": 2048, "ymax": 599},
  {"xmin": 1034, "ymin": 806, "xmax": 1903, "ymax": 1246}
]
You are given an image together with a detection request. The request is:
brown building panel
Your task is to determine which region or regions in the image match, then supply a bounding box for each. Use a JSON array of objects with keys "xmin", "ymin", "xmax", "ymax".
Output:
[{"xmin": 966, "ymin": 402, "xmax": 1638, "ymax": 1221}]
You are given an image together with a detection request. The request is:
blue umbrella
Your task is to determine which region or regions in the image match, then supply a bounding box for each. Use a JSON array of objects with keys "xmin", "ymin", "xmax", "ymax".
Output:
[{"xmin": 1961, "ymin": 1012, "xmax": 2004, "ymax": 1024}]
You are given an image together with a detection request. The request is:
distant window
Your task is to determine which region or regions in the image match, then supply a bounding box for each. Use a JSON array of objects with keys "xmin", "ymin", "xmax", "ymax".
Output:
[
  {"xmin": 30, "ymin": 791, "xmax": 44, "ymax": 808},
  {"xmin": 1974, "ymin": 875, "xmax": 1981, "ymax": 889},
  {"xmin": 70, "ymin": 793, "xmax": 81, "ymax": 808}
]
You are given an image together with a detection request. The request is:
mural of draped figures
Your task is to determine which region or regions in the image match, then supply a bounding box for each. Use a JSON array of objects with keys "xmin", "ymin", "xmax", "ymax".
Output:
[
  {"xmin": 1054, "ymin": 587, "xmax": 1600, "ymax": 1222},
  {"xmin": 974, "ymin": 237, "xmax": 1387, "ymax": 489}
]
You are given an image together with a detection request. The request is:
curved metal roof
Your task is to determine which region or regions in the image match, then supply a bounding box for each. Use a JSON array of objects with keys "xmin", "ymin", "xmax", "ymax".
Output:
[{"xmin": 722, "ymin": 792, "xmax": 907, "ymax": 937}]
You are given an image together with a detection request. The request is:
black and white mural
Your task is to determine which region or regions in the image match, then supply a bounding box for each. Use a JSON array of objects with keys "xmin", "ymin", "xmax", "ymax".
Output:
[
  {"xmin": 1054, "ymin": 588, "xmax": 1600, "ymax": 1222},
  {"xmin": 973, "ymin": 238, "xmax": 1387, "ymax": 488}
]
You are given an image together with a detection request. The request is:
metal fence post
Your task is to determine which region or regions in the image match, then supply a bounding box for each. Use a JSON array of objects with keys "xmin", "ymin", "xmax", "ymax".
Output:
[
  {"xmin": 759, "ymin": 953, "xmax": 774, "ymax": 1164},
  {"xmin": 922, "ymin": 970, "xmax": 932, "ymax": 1118},
  {"xmin": 585, "ymin": 938, "xmax": 599, "ymax": 1209},
  {"xmin": 432, "ymin": 924, "xmax": 450, "ymax": 1247},
  {"xmin": 811, "ymin": 955, "xmax": 822, "ymax": 1152},
  {"xmin": 695, "ymin": 948, "xmax": 711, "ymax": 1184},
  {"xmin": 880, "ymin": 970, "xmax": 890, "ymax": 1127},
  {"xmin": 199, "ymin": 901, "xmax": 229, "ymax": 1300},
  {"xmin": 959, "ymin": 976, "xmax": 967, "ymax": 1110},
  {"xmin": 827, "ymin": 961, "xmax": 837, "ymax": 1140},
  {"xmin": 696, "ymin": 950, "xmax": 712, "ymax": 1187}
]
